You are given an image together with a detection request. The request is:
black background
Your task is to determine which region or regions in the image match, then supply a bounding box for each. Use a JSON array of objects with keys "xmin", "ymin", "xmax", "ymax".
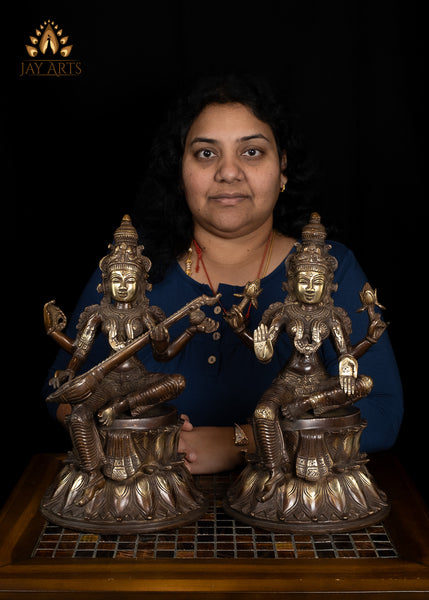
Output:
[{"xmin": 3, "ymin": 1, "xmax": 424, "ymax": 506}]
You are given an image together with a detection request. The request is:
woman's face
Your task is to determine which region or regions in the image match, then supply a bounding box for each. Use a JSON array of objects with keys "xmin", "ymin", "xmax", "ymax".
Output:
[{"xmin": 181, "ymin": 102, "xmax": 287, "ymax": 239}]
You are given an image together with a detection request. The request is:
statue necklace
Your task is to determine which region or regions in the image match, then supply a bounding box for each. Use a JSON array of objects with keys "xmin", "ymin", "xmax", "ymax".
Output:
[{"xmin": 185, "ymin": 231, "xmax": 275, "ymax": 317}]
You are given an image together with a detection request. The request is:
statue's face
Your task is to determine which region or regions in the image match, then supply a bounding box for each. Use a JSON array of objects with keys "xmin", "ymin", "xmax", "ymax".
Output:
[
  {"xmin": 295, "ymin": 270, "xmax": 326, "ymax": 304},
  {"xmin": 109, "ymin": 269, "xmax": 138, "ymax": 302}
]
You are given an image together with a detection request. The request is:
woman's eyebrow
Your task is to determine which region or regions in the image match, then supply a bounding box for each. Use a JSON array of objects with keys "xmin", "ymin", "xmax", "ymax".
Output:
[
  {"xmin": 190, "ymin": 136, "xmax": 217, "ymax": 145},
  {"xmin": 239, "ymin": 133, "xmax": 271, "ymax": 143},
  {"xmin": 190, "ymin": 133, "xmax": 271, "ymax": 145}
]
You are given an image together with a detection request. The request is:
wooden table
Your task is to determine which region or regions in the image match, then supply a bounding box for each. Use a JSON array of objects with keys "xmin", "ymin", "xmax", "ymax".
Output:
[{"xmin": 0, "ymin": 452, "xmax": 428, "ymax": 598}]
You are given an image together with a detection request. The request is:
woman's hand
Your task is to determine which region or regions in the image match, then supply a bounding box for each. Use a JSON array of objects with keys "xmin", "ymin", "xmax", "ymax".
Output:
[
  {"xmin": 178, "ymin": 415, "xmax": 255, "ymax": 474},
  {"xmin": 178, "ymin": 414, "xmax": 198, "ymax": 468}
]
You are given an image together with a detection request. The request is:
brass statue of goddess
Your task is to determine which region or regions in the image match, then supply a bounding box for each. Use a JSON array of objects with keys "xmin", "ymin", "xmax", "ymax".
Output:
[
  {"xmin": 225, "ymin": 213, "xmax": 390, "ymax": 533},
  {"xmin": 42, "ymin": 215, "xmax": 219, "ymax": 532}
]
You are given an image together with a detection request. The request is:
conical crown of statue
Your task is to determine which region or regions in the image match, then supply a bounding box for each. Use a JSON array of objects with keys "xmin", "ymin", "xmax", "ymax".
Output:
[
  {"xmin": 99, "ymin": 214, "xmax": 152, "ymax": 276},
  {"xmin": 286, "ymin": 212, "xmax": 338, "ymax": 276}
]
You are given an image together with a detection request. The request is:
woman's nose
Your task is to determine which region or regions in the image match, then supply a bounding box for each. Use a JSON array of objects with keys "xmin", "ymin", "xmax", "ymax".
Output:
[{"xmin": 215, "ymin": 154, "xmax": 244, "ymax": 183}]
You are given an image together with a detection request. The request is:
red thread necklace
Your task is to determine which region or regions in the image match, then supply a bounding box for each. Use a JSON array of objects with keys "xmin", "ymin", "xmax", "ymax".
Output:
[{"xmin": 192, "ymin": 231, "xmax": 274, "ymax": 318}]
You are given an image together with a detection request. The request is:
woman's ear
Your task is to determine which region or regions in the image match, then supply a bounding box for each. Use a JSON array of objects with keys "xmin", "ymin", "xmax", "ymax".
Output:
[{"xmin": 280, "ymin": 152, "xmax": 288, "ymax": 187}]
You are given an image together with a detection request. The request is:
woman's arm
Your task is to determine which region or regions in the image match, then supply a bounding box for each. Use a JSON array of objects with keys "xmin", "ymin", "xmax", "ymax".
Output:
[{"xmin": 321, "ymin": 243, "xmax": 404, "ymax": 452}]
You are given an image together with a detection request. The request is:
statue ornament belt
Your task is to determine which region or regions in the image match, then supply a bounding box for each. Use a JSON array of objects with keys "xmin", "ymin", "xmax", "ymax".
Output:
[
  {"xmin": 277, "ymin": 371, "xmax": 321, "ymax": 395},
  {"xmin": 47, "ymin": 294, "xmax": 220, "ymax": 406}
]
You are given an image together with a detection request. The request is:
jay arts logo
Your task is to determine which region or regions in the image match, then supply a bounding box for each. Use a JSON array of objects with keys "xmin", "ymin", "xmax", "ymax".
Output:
[{"xmin": 20, "ymin": 19, "xmax": 82, "ymax": 77}]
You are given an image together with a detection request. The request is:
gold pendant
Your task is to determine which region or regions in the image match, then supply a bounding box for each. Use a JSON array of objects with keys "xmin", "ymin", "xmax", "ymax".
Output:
[{"xmin": 185, "ymin": 247, "xmax": 192, "ymax": 276}]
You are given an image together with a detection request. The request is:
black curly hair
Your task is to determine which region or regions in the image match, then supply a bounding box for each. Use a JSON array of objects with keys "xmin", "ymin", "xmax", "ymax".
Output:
[{"xmin": 134, "ymin": 73, "xmax": 320, "ymax": 283}]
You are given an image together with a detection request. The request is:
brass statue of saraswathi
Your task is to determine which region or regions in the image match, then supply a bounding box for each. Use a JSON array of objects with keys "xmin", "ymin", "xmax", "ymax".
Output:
[
  {"xmin": 42, "ymin": 215, "xmax": 219, "ymax": 533},
  {"xmin": 225, "ymin": 213, "xmax": 390, "ymax": 533}
]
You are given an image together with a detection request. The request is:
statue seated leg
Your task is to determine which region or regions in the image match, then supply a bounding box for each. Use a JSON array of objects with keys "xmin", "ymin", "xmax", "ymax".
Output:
[{"xmin": 98, "ymin": 372, "xmax": 186, "ymax": 423}]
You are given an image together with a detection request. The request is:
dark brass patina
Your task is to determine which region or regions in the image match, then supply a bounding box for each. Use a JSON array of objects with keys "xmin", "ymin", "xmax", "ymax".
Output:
[
  {"xmin": 224, "ymin": 213, "xmax": 390, "ymax": 533},
  {"xmin": 42, "ymin": 215, "xmax": 219, "ymax": 533}
]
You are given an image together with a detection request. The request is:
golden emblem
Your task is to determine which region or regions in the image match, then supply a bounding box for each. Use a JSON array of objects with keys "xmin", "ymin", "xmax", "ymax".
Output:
[{"xmin": 25, "ymin": 19, "xmax": 73, "ymax": 58}]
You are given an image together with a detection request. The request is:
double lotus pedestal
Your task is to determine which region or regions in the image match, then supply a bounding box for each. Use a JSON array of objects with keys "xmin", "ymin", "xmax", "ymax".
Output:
[
  {"xmin": 224, "ymin": 407, "xmax": 390, "ymax": 533},
  {"xmin": 41, "ymin": 406, "xmax": 389, "ymax": 535},
  {"xmin": 40, "ymin": 405, "xmax": 208, "ymax": 533}
]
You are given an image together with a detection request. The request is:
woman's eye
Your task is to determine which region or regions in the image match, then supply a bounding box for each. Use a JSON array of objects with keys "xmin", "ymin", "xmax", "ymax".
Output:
[
  {"xmin": 243, "ymin": 148, "xmax": 262, "ymax": 157},
  {"xmin": 196, "ymin": 149, "xmax": 215, "ymax": 159}
]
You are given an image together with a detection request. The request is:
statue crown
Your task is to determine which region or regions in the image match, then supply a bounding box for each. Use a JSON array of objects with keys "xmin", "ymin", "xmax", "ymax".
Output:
[
  {"xmin": 99, "ymin": 215, "xmax": 152, "ymax": 276},
  {"xmin": 287, "ymin": 213, "xmax": 338, "ymax": 276}
]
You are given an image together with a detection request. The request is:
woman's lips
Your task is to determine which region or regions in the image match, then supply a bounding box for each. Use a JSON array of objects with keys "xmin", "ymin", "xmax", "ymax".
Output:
[{"xmin": 209, "ymin": 193, "xmax": 249, "ymax": 205}]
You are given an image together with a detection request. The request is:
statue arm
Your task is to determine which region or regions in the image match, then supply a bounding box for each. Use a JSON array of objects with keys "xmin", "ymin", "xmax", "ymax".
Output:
[
  {"xmin": 151, "ymin": 308, "xmax": 219, "ymax": 362},
  {"xmin": 351, "ymin": 312, "xmax": 387, "ymax": 359},
  {"xmin": 47, "ymin": 330, "xmax": 74, "ymax": 353},
  {"xmin": 223, "ymin": 279, "xmax": 264, "ymax": 349},
  {"xmin": 49, "ymin": 311, "xmax": 101, "ymax": 389},
  {"xmin": 72, "ymin": 311, "xmax": 102, "ymax": 363},
  {"xmin": 330, "ymin": 315, "xmax": 351, "ymax": 355},
  {"xmin": 330, "ymin": 318, "xmax": 359, "ymax": 396},
  {"xmin": 223, "ymin": 294, "xmax": 285, "ymax": 352},
  {"xmin": 223, "ymin": 306, "xmax": 254, "ymax": 349},
  {"xmin": 351, "ymin": 338, "xmax": 376, "ymax": 360},
  {"xmin": 223, "ymin": 305, "xmax": 254, "ymax": 349},
  {"xmin": 43, "ymin": 300, "xmax": 74, "ymax": 353},
  {"xmin": 151, "ymin": 326, "xmax": 200, "ymax": 361}
]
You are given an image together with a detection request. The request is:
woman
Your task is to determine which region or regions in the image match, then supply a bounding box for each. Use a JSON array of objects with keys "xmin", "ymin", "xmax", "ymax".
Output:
[{"xmin": 46, "ymin": 74, "xmax": 403, "ymax": 474}]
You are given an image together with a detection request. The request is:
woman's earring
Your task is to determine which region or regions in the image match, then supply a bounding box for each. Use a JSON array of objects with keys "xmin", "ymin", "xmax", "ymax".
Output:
[{"xmin": 280, "ymin": 183, "xmax": 286, "ymax": 193}]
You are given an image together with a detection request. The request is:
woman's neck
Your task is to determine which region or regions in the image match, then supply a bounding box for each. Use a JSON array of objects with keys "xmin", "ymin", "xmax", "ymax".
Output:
[{"xmin": 180, "ymin": 223, "xmax": 296, "ymax": 291}]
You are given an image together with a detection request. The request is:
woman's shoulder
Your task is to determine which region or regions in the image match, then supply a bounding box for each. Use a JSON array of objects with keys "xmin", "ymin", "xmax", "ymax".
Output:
[
  {"xmin": 328, "ymin": 239, "xmax": 355, "ymax": 261},
  {"xmin": 328, "ymin": 240, "xmax": 368, "ymax": 283}
]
